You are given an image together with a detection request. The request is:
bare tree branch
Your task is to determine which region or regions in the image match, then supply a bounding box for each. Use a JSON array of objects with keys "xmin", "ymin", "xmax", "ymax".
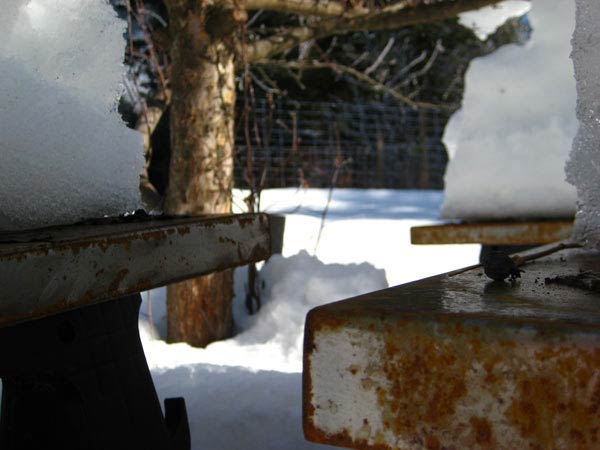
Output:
[
  {"xmin": 257, "ymin": 60, "xmax": 458, "ymax": 110},
  {"xmin": 245, "ymin": 0, "xmax": 351, "ymax": 17},
  {"xmin": 342, "ymin": 0, "xmax": 501, "ymax": 32},
  {"xmin": 245, "ymin": 0, "xmax": 503, "ymax": 62},
  {"xmin": 246, "ymin": 26, "xmax": 316, "ymax": 62},
  {"xmin": 365, "ymin": 36, "xmax": 395, "ymax": 75},
  {"xmin": 395, "ymin": 38, "xmax": 444, "ymax": 88}
]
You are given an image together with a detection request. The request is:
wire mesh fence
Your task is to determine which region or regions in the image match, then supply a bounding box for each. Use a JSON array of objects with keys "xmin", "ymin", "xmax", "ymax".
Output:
[{"xmin": 234, "ymin": 98, "xmax": 453, "ymax": 190}]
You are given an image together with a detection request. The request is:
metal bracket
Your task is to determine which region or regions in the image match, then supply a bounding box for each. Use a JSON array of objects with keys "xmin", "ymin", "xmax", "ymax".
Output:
[{"xmin": 0, "ymin": 294, "xmax": 190, "ymax": 450}]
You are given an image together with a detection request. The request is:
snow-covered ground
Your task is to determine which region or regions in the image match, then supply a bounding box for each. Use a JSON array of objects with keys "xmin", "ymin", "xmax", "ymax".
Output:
[{"xmin": 140, "ymin": 188, "xmax": 480, "ymax": 450}]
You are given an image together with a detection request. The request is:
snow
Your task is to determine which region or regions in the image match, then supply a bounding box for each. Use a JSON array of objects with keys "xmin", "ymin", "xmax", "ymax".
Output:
[
  {"xmin": 442, "ymin": 0, "xmax": 578, "ymax": 220},
  {"xmin": 0, "ymin": 0, "xmax": 143, "ymax": 231},
  {"xmin": 140, "ymin": 188, "xmax": 480, "ymax": 450},
  {"xmin": 566, "ymin": 0, "xmax": 600, "ymax": 248},
  {"xmin": 459, "ymin": 0, "xmax": 531, "ymax": 41}
]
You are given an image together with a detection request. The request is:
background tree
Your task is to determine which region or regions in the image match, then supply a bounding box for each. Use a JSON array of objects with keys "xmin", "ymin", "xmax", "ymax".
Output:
[{"xmin": 119, "ymin": 0, "xmax": 506, "ymax": 347}]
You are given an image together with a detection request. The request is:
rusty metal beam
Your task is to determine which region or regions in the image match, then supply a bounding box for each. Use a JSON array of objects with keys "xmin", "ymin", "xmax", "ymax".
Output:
[
  {"xmin": 411, "ymin": 220, "xmax": 573, "ymax": 245},
  {"xmin": 0, "ymin": 213, "xmax": 276, "ymax": 328},
  {"xmin": 304, "ymin": 248, "xmax": 600, "ymax": 449}
]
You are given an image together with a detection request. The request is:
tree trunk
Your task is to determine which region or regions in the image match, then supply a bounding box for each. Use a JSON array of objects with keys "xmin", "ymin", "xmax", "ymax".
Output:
[{"xmin": 164, "ymin": 0, "xmax": 238, "ymax": 347}]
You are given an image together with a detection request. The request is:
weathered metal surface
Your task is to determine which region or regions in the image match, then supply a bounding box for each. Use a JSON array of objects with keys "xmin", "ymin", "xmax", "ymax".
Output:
[
  {"xmin": 304, "ymin": 249, "xmax": 600, "ymax": 449},
  {"xmin": 411, "ymin": 220, "xmax": 573, "ymax": 245},
  {"xmin": 0, "ymin": 213, "xmax": 275, "ymax": 328}
]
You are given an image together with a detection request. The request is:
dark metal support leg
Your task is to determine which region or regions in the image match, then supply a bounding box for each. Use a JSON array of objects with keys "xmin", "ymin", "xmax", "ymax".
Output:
[{"xmin": 0, "ymin": 295, "xmax": 190, "ymax": 450}]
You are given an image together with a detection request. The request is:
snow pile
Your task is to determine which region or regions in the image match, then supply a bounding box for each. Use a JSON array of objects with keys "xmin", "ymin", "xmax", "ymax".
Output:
[
  {"xmin": 247, "ymin": 188, "xmax": 481, "ymax": 285},
  {"xmin": 459, "ymin": 0, "xmax": 531, "ymax": 40},
  {"xmin": 0, "ymin": 0, "xmax": 143, "ymax": 231},
  {"xmin": 141, "ymin": 250, "xmax": 388, "ymax": 373},
  {"xmin": 442, "ymin": 0, "xmax": 577, "ymax": 220},
  {"xmin": 566, "ymin": 0, "xmax": 600, "ymax": 248}
]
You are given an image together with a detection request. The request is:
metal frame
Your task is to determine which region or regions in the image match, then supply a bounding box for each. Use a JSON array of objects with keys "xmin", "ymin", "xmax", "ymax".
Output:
[
  {"xmin": 304, "ymin": 248, "xmax": 600, "ymax": 449},
  {"xmin": 0, "ymin": 212, "xmax": 283, "ymax": 450},
  {"xmin": 0, "ymin": 213, "xmax": 279, "ymax": 328}
]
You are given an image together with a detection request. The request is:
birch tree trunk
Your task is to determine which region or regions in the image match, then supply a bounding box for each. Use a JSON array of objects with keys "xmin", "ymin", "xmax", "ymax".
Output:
[{"xmin": 164, "ymin": 0, "xmax": 239, "ymax": 347}]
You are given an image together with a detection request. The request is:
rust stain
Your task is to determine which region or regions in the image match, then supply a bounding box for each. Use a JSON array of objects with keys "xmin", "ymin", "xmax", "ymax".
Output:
[
  {"xmin": 310, "ymin": 310, "xmax": 349, "ymax": 332},
  {"xmin": 108, "ymin": 269, "xmax": 129, "ymax": 293},
  {"xmin": 237, "ymin": 216, "xmax": 257, "ymax": 229},
  {"xmin": 306, "ymin": 311, "xmax": 600, "ymax": 450},
  {"xmin": 177, "ymin": 226, "xmax": 190, "ymax": 236},
  {"xmin": 303, "ymin": 310, "xmax": 317, "ymax": 444},
  {"xmin": 218, "ymin": 236, "xmax": 236, "ymax": 244},
  {"xmin": 411, "ymin": 220, "xmax": 573, "ymax": 245},
  {"xmin": 376, "ymin": 322, "xmax": 469, "ymax": 442},
  {"xmin": 424, "ymin": 435, "xmax": 441, "ymax": 450},
  {"xmin": 1, "ymin": 215, "xmax": 264, "ymax": 262},
  {"xmin": 139, "ymin": 230, "xmax": 170, "ymax": 242},
  {"xmin": 347, "ymin": 365, "xmax": 359, "ymax": 376},
  {"xmin": 470, "ymin": 416, "xmax": 493, "ymax": 446},
  {"xmin": 504, "ymin": 345, "xmax": 600, "ymax": 450},
  {"xmin": 304, "ymin": 425, "xmax": 391, "ymax": 450}
]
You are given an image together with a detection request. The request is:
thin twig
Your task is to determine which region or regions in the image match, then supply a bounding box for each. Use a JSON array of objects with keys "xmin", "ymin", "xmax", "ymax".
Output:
[
  {"xmin": 514, "ymin": 241, "xmax": 583, "ymax": 266},
  {"xmin": 396, "ymin": 39, "xmax": 444, "ymax": 89},
  {"xmin": 313, "ymin": 157, "xmax": 351, "ymax": 255},
  {"xmin": 447, "ymin": 241, "xmax": 583, "ymax": 278},
  {"xmin": 246, "ymin": 9, "xmax": 264, "ymax": 28},
  {"xmin": 249, "ymin": 69, "xmax": 276, "ymax": 93},
  {"xmin": 253, "ymin": 65, "xmax": 283, "ymax": 94},
  {"xmin": 386, "ymin": 49, "xmax": 426, "ymax": 86},
  {"xmin": 135, "ymin": 0, "xmax": 169, "ymax": 99},
  {"xmin": 350, "ymin": 51, "xmax": 369, "ymax": 67},
  {"xmin": 365, "ymin": 36, "xmax": 395, "ymax": 75}
]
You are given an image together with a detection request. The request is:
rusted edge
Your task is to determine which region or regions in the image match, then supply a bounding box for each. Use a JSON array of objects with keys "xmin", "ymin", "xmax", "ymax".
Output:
[
  {"xmin": 303, "ymin": 308, "xmax": 318, "ymax": 443},
  {"xmin": 411, "ymin": 220, "xmax": 573, "ymax": 245},
  {"xmin": 302, "ymin": 308, "xmax": 395, "ymax": 450},
  {"xmin": 304, "ymin": 305, "xmax": 600, "ymax": 449},
  {"xmin": 0, "ymin": 213, "xmax": 270, "ymax": 258}
]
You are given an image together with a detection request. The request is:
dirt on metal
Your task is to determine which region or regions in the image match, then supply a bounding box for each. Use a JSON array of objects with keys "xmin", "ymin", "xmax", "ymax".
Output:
[{"xmin": 545, "ymin": 271, "xmax": 600, "ymax": 293}]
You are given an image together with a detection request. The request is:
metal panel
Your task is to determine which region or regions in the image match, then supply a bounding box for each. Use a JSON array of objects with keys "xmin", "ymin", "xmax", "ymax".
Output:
[
  {"xmin": 304, "ymin": 249, "xmax": 600, "ymax": 449},
  {"xmin": 0, "ymin": 214, "xmax": 273, "ymax": 328},
  {"xmin": 411, "ymin": 220, "xmax": 573, "ymax": 245}
]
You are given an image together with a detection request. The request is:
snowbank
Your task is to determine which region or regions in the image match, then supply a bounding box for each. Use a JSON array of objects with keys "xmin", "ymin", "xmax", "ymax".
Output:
[
  {"xmin": 442, "ymin": 0, "xmax": 577, "ymax": 220},
  {"xmin": 142, "ymin": 250, "xmax": 388, "ymax": 373},
  {"xmin": 0, "ymin": 0, "xmax": 143, "ymax": 230}
]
